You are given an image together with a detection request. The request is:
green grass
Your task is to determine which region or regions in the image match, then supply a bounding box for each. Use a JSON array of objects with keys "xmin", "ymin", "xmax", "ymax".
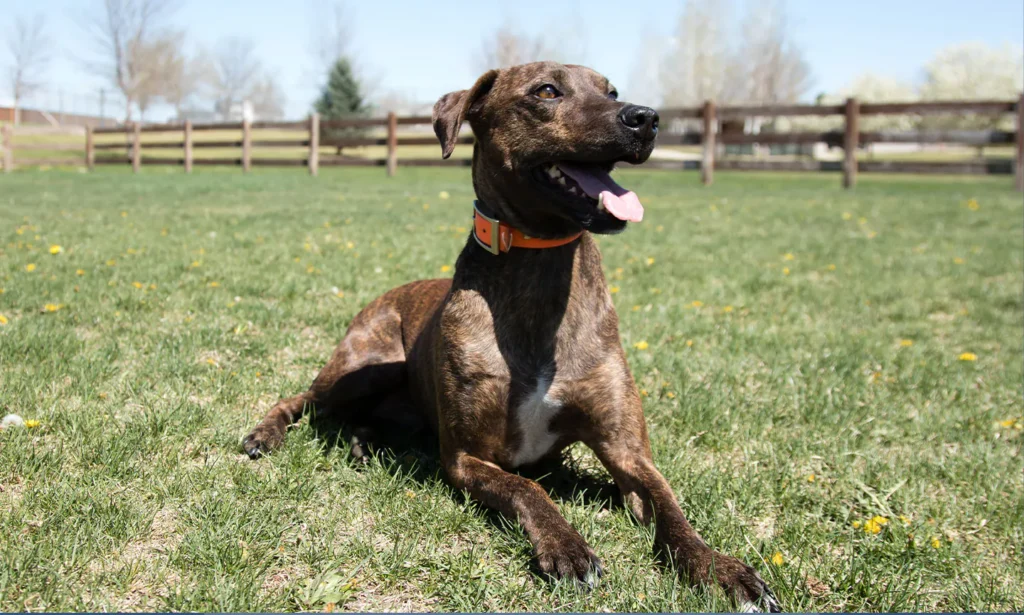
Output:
[{"xmin": 0, "ymin": 168, "xmax": 1021, "ymax": 612}]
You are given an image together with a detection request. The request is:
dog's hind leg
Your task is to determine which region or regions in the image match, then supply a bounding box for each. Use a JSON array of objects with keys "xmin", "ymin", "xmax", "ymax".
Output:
[{"xmin": 243, "ymin": 298, "xmax": 408, "ymax": 459}]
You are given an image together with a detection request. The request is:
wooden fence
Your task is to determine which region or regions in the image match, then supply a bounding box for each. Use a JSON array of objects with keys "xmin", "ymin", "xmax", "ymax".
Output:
[{"xmin": 2, "ymin": 96, "xmax": 1022, "ymax": 191}]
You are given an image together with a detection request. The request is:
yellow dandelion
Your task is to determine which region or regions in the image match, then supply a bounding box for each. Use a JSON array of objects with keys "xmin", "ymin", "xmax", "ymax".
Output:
[
  {"xmin": 120, "ymin": 211, "xmax": 127, "ymax": 218},
  {"xmin": 25, "ymin": 263, "xmax": 36, "ymax": 272},
  {"xmin": 900, "ymin": 339, "xmax": 914, "ymax": 347},
  {"xmin": 208, "ymin": 281, "xmax": 220, "ymax": 288},
  {"xmin": 863, "ymin": 518, "xmax": 883, "ymax": 534},
  {"xmin": 440, "ymin": 265, "xmax": 451, "ymax": 273},
  {"xmin": 634, "ymin": 340, "xmax": 649, "ymax": 350},
  {"xmin": 609, "ymin": 286, "xmax": 620, "ymax": 294},
  {"xmin": 958, "ymin": 352, "xmax": 977, "ymax": 361},
  {"xmin": 852, "ymin": 520, "xmax": 862, "ymax": 529},
  {"xmin": 827, "ymin": 264, "xmax": 836, "ymax": 271},
  {"xmin": 655, "ymin": 225, "xmax": 664, "ymax": 232},
  {"xmin": 206, "ymin": 357, "xmax": 217, "ymax": 366},
  {"xmin": 132, "ymin": 281, "xmax": 143, "ymax": 289},
  {"xmin": 842, "ymin": 212, "xmax": 852, "ymax": 220},
  {"xmin": 0, "ymin": 314, "xmax": 8, "ymax": 325},
  {"xmin": 685, "ymin": 339, "xmax": 693, "ymax": 347},
  {"xmin": 439, "ymin": 191, "xmax": 450, "ymax": 200},
  {"xmin": 306, "ymin": 265, "xmax": 316, "ymax": 274},
  {"xmin": 106, "ymin": 259, "xmax": 116, "ymax": 266},
  {"xmin": 998, "ymin": 418, "xmax": 1018, "ymax": 428},
  {"xmin": 646, "ymin": 257, "xmax": 655, "ymax": 266},
  {"xmin": 346, "ymin": 241, "xmax": 355, "ymax": 249},
  {"xmin": 722, "ymin": 305, "xmax": 734, "ymax": 313},
  {"xmin": 160, "ymin": 228, "xmax": 169, "ymax": 236},
  {"xmin": 422, "ymin": 203, "xmax": 430, "ymax": 211},
  {"xmin": 640, "ymin": 389, "xmax": 648, "ymax": 397},
  {"xmin": 807, "ymin": 473, "xmax": 815, "ymax": 482},
  {"xmin": 614, "ymin": 267, "xmax": 624, "ymax": 277},
  {"xmin": 49, "ymin": 245, "xmax": 63, "ymax": 255},
  {"xmin": 872, "ymin": 515, "xmax": 889, "ymax": 526},
  {"xmin": 76, "ymin": 269, "xmax": 85, "ymax": 276},
  {"xmin": 334, "ymin": 290, "xmax": 344, "ymax": 298},
  {"xmin": 631, "ymin": 305, "xmax": 641, "ymax": 312},
  {"xmin": 930, "ymin": 536, "xmax": 941, "ymax": 549},
  {"xmin": 770, "ymin": 552, "xmax": 784, "ymax": 566},
  {"xmin": 783, "ymin": 253, "xmax": 795, "ymax": 261},
  {"xmin": 666, "ymin": 391, "xmax": 676, "ymax": 399},
  {"xmin": 858, "ymin": 217, "xmax": 867, "ymax": 225},
  {"xmin": 24, "ymin": 419, "xmax": 40, "ymax": 428},
  {"xmin": 899, "ymin": 515, "xmax": 910, "ymax": 525},
  {"xmin": 690, "ymin": 300, "xmax": 703, "ymax": 308},
  {"xmin": 649, "ymin": 287, "xmax": 661, "ymax": 294},
  {"xmin": 966, "ymin": 198, "xmax": 979, "ymax": 211},
  {"xmin": 782, "ymin": 267, "xmax": 790, "ymax": 275},
  {"xmin": 42, "ymin": 303, "xmax": 63, "ymax": 313}
]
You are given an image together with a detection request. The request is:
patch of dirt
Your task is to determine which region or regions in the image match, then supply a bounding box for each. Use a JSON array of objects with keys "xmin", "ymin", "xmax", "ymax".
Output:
[{"xmin": 346, "ymin": 580, "xmax": 439, "ymax": 612}]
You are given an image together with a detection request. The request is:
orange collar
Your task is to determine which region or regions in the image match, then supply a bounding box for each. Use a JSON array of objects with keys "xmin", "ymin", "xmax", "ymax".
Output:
[{"xmin": 473, "ymin": 201, "xmax": 582, "ymax": 255}]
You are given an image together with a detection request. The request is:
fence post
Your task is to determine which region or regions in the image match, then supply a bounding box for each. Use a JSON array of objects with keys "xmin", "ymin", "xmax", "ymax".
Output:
[
  {"xmin": 184, "ymin": 120, "xmax": 193, "ymax": 174},
  {"xmin": 86, "ymin": 126, "xmax": 95, "ymax": 171},
  {"xmin": 1, "ymin": 125, "xmax": 11, "ymax": 173},
  {"xmin": 701, "ymin": 100, "xmax": 716, "ymax": 186},
  {"xmin": 1015, "ymin": 92, "xmax": 1023, "ymax": 192},
  {"xmin": 131, "ymin": 122, "xmax": 141, "ymax": 174},
  {"xmin": 843, "ymin": 97, "xmax": 860, "ymax": 189},
  {"xmin": 308, "ymin": 113, "xmax": 320, "ymax": 177},
  {"xmin": 386, "ymin": 111, "xmax": 398, "ymax": 177},
  {"xmin": 242, "ymin": 119, "xmax": 252, "ymax": 173}
]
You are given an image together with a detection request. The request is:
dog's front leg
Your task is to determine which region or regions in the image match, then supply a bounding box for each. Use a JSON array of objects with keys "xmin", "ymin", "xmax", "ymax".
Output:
[
  {"xmin": 445, "ymin": 451, "xmax": 603, "ymax": 586},
  {"xmin": 591, "ymin": 439, "xmax": 780, "ymax": 612}
]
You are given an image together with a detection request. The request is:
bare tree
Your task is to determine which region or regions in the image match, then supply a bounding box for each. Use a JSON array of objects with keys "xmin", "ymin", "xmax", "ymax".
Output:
[
  {"xmin": 133, "ymin": 31, "xmax": 186, "ymax": 120},
  {"xmin": 475, "ymin": 23, "xmax": 582, "ymax": 72},
  {"xmin": 658, "ymin": 0, "xmax": 735, "ymax": 107},
  {"xmin": 310, "ymin": 0, "xmax": 352, "ymax": 76},
  {"xmin": 4, "ymin": 14, "xmax": 51, "ymax": 125},
  {"xmin": 210, "ymin": 37, "xmax": 261, "ymax": 120},
  {"xmin": 164, "ymin": 51, "xmax": 215, "ymax": 120},
  {"xmin": 734, "ymin": 0, "xmax": 811, "ymax": 105}
]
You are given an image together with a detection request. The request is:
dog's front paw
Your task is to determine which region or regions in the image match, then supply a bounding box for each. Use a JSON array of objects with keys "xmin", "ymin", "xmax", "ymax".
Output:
[
  {"xmin": 242, "ymin": 424, "xmax": 283, "ymax": 459},
  {"xmin": 708, "ymin": 554, "xmax": 781, "ymax": 613},
  {"xmin": 535, "ymin": 531, "xmax": 603, "ymax": 589}
]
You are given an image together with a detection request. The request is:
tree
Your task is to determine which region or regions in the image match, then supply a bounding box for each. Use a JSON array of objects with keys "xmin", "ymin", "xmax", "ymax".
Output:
[
  {"xmin": 315, "ymin": 57, "xmax": 368, "ymax": 150},
  {"xmin": 919, "ymin": 42, "xmax": 1024, "ymax": 130},
  {"xmin": 4, "ymin": 14, "xmax": 51, "ymax": 125},
  {"xmin": 474, "ymin": 20, "xmax": 585, "ymax": 72},
  {"xmin": 133, "ymin": 31, "xmax": 188, "ymax": 120},
  {"xmin": 658, "ymin": 0, "xmax": 736, "ymax": 107},
  {"xmin": 837, "ymin": 73, "xmax": 918, "ymax": 131},
  {"xmin": 83, "ymin": 0, "xmax": 174, "ymax": 123},
  {"xmin": 210, "ymin": 37, "xmax": 261, "ymax": 120},
  {"xmin": 734, "ymin": 0, "xmax": 812, "ymax": 106}
]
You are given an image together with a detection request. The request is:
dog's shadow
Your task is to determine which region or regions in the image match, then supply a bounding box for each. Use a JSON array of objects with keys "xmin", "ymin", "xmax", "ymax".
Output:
[{"xmin": 308, "ymin": 411, "xmax": 622, "ymax": 512}]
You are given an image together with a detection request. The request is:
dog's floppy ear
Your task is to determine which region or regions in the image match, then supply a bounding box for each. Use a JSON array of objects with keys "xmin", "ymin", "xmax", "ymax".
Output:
[{"xmin": 432, "ymin": 69, "xmax": 498, "ymax": 159}]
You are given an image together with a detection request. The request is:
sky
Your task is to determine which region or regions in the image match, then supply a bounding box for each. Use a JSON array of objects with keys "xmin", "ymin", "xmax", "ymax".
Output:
[{"xmin": 4, "ymin": 0, "xmax": 1023, "ymax": 121}]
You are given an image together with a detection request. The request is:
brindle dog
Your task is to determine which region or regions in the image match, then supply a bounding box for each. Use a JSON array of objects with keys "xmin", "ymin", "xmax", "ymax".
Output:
[{"xmin": 243, "ymin": 61, "xmax": 780, "ymax": 612}]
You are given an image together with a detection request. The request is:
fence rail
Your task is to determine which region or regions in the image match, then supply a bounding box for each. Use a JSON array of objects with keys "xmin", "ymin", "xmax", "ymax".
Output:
[{"xmin": 3, "ymin": 96, "xmax": 1022, "ymax": 190}]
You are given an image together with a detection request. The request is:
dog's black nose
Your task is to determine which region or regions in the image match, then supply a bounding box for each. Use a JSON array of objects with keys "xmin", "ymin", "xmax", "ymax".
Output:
[{"xmin": 618, "ymin": 105, "xmax": 659, "ymax": 138}]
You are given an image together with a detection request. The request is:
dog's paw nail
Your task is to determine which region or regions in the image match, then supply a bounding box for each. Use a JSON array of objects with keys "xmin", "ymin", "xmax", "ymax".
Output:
[{"xmin": 242, "ymin": 434, "xmax": 267, "ymax": 459}]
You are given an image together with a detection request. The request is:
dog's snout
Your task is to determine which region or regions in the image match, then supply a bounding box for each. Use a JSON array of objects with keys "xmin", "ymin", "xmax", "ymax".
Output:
[{"xmin": 618, "ymin": 105, "xmax": 659, "ymax": 138}]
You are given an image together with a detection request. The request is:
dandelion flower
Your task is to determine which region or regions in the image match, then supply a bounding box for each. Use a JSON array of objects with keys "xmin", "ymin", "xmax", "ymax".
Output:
[
  {"xmin": 842, "ymin": 212, "xmax": 852, "ymax": 220},
  {"xmin": 930, "ymin": 537, "xmax": 941, "ymax": 549},
  {"xmin": 899, "ymin": 515, "xmax": 910, "ymax": 525},
  {"xmin": 690, "ymin": 300, "xmax": 703, "ymax": 308},
  {"xmin": 634, "ymin": 340, "xmax": 649, "ymax": 350},
  {"xmin": 958, "ymin": 352, "xmax": 977, "ymax": 361},
  {"xmin": 0, "ymin": 314, "xmax": 8, "ymax": 325},
  {"xmin": 900, "ymin": 339, "xmax": 914, "ymax": 347},
  {"xmin": 770, "ymin": 552, "xmax": 784, "ymax": 566},
  {"xmin": 722, "ymin": 305, "xmax": 734, "ymax": 313},
  {"xmin": 422, "ymin": 203, "xmax": 430, "ymax": 211},
  {"xmin": 827, "ymin": 264, "xmax": 836, "ymax": 271},
  {"xmin": 24, "ymin": 419, "xmax": 40, "ymax": 428},
  {"xmin": 666, "ymin": 391, "xmax": 676, "ymax": 399},
  {"xmin": 631, "ymin": 305, "xmax": 641, "ymax": 312},
  {"xmin": 685, "ymin": 339, "xmax": 693, "ymax": 347},
  {"xmin": 863, "ymin": 518, "xmax": 883, "ymax": 534},
  {"xmin": 208, "ymin": 281, "xmax": 220, "ymax": 288},
  {"xmin": 76, "ymin": 269, "xmax": 85, "ymax": 276},
  {"xmin": 106, "ymin": 259, "xmax": 116, "ymax": 266},
  {"xmin": 132, "ymin": 281, "xmax": 144, "ymax": 289},
  {"xmin": 852, "ymin": 520, "xmax": 862, "ymax": 529},
  {"xmin": 782, "ymin": 267, "xmax": 790, "ymax": 275},
  {"xmin": 807, "ymin": 473, "xmax": 815, "ymax": 482},
  {"xmin": 967, "ymin": 198, "xmax": 979, "ymax": 211},
  {"xmin": 783, "ymin": 253, "xmax": 795, "ymax": 261},
  {"xmin": 346, "ymin": 241, "xmax": 355, "ymax": 249},
  {"xmin": 645, "ymin": 257, "xmax": 655, "ymax": 266},
  {"xmin": 440, "ymin": 265, "xmax": 451, "ymax": 273},
  {"xmin": 49, "ymin": 245, "xmax": 63, "ymax": 255},
  {"xmin": 998, "ymin": 418, "xmax": 1018, "ymax": 428},
  {"xmin": 640, "ymin": 389, "xmax": 648, "ymax": 397},
  {"xmin": 42, "ymin": 303, "xmax": 63, "ymax": 313},
  {"xmin": 609, "ymin": 286, "xmax": 619, "ymax": 294},
  {"xmin": 439, "ymin": 191, "xmax": 450, "ymax": 200},
  {"xmin": 25, "ymin": 263, "xmax": 36, "ymax": 272},
  {"xmin": 953, "ymin": 257, "xmax": 964, "ymax": 265}
]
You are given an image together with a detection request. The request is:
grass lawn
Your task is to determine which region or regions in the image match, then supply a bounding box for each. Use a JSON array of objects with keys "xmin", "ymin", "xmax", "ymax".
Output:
[{"xmin": 0, "ymin": 168, "xmax": 1021, "ymax": 612}]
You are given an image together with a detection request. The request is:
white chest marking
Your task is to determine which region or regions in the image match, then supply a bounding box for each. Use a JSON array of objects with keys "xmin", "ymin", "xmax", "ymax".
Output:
[{"xmin": 510, "ymin": 377, "xmax": 562, "ymax": 467}]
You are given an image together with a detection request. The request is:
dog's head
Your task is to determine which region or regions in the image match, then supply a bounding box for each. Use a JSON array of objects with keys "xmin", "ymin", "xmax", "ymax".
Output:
[{"xmin": 433, "ymin": 62, "xmax": 658, "ymax": 238}]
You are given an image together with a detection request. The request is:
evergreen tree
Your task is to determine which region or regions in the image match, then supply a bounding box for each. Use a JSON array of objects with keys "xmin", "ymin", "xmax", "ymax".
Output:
[{"xmin": 315, "ymin": 58, "xmax": 369, "ymax": 151}]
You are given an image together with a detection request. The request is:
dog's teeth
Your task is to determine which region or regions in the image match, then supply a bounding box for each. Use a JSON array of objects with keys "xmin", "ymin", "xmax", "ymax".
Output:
[
  {"xmin": 558, "ymin": 177, "xmax": 566, "ymax": 186},
  {"xmin": 597, "ymin": 192, "xmax": 606, "ymax": 211},
  {"xmin": 569, "ymin": 186, "xmax": 578, "ymax": 195},
  {"xmin": 547, "ymin": 166, "xmax": 562, "ymax": 179}
]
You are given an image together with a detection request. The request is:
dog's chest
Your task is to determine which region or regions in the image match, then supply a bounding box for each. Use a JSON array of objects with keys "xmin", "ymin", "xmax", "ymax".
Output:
[{"xmin": 509, "ymin": 376, "xmax": 563, "ymax": 467}]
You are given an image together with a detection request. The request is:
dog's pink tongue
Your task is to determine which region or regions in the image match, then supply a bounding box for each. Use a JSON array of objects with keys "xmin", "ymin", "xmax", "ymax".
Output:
[{"xmin": 557, "ymin": 163, "xmax": 644, "ymax": 222}]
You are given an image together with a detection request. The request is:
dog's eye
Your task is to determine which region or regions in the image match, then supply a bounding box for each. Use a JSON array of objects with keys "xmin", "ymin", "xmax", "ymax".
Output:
[
  {"xmin": 608, "ymin": 90, "xmax": 619, "ymax": 100},
  {"xmin": 534, "ymin": 85, "xmax": 561, "ymax": 100}
]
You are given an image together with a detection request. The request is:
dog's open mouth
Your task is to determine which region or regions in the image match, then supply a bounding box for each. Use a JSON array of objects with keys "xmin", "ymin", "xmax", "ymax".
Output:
[{"xmin": 537, "ymin": 163, "xmax": 644, "ymax": 222}]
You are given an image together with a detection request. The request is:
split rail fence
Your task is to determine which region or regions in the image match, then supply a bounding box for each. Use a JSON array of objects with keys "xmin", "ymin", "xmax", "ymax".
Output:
[{"xmin": 2, "ymin": 96, "xmax": 1022, "ymax": 191}]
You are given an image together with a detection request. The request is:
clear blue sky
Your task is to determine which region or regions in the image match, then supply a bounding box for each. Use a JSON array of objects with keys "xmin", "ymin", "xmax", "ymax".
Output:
[{"xmin": 6, "ymin": 0, "xmax": 1023, "ymax": 120}]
